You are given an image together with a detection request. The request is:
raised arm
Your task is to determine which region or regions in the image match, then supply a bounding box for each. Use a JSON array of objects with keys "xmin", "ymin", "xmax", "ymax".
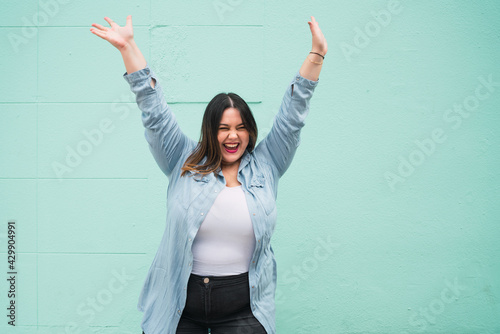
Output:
[
  {"xmin": 299, "ymin": 16, "xmax": 328, "ymax": 81},
  {"xmin": 254, "ymin": 16, "xmax": 327, "ymax": 177},
  {"xmin": 90, "ymin": 16, "xmax": 195, "ymax": 177}
]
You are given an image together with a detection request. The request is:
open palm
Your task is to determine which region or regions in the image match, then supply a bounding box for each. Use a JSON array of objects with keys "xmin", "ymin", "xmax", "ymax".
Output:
[{"xmin": 90, "ymin": 15, "xmax": 134, "ymax": 50}]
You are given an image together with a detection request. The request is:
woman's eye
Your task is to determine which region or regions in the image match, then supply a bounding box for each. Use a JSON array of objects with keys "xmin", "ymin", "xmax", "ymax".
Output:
[{"xmin": 219, "ymin": 127, "xmax": 245, "ymax": 130}]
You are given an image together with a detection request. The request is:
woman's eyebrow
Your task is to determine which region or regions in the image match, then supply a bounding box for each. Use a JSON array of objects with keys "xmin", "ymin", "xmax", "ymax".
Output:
[{"xmin": 219, "ymin": 123, "xmax": 245, "ymax": 126}]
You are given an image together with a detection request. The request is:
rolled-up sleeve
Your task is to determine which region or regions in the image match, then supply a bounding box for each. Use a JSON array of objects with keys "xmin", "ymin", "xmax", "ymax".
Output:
[
  {"xmin": 255, "ymin": 70, "xmax": 319, "ymax": 177},
  {"xmin": 123, "ymin": 64, "xmax": 195, "ymax": 178}
]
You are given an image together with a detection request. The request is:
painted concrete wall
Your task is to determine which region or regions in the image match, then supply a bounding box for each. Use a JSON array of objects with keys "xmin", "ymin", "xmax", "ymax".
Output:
[{"xmin": 1, "ymin": 0, "xmax": 499, "ymax": 333}]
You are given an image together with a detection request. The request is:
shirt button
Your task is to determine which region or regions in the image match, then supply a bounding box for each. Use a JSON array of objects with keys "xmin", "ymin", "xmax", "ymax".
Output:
[
  {"xmin": 188, "ymin": 238, "xmax": 192, "ymax": 241},
  {"xmin": 253, "ymin": 213, "xmax": 256, "ymax": 216},
  {"xmin": 258, "ymin": 240, "xmax": 260, "ymax": 243},
  {"xmin": 178, "ymin": 309, "xmax": 181, "ymax": 314},
  {"xmin": 214, "ymin": 190, "xmax": 217, "ymax": 192},
  {"xmin": 200, "ymin": 212, "xmax": 204, "ymax": 216},
  {"xmin": 204, "ymin": 278, "xmax": 210, "ymax": 283},
  {"xmin": 188, "ymin": 262, "xmax": 191, "ymax": 266},
  {"xmin": 252, "ymin": 261, "xmax": 255, "ymax": 263},
  {"xmin": 252, "ymin": 285, "xmax": 255, "ymax": 288}
]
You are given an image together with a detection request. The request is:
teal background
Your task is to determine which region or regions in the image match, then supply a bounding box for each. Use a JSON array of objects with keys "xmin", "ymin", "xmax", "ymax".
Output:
[{"xmin": 1, "ymin": 0, "xmax": 499, "ymax": 333}]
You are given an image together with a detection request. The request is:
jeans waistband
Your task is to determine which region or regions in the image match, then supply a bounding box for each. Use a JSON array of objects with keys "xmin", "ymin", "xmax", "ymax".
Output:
[{"xmin": 189, "ymin": 271, "xmax": 248, "ymax": 284}]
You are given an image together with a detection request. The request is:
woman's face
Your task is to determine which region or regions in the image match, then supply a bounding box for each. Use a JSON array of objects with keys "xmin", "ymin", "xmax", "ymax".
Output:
[{"xmin": 218, "ymin": 107, "xmax": 249, "ymax": 168}]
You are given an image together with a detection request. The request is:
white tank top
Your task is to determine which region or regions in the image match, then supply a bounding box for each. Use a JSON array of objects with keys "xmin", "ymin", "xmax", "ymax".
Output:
[{"xmin": 191, "ymin": 185, "xmax": 256, "ymax": 276}]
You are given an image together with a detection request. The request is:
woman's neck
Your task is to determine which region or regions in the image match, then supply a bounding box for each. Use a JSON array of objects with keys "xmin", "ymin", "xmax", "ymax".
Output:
[{"xmin": 221, "ymin": 160, "xmax": 240, "ymax": 174}]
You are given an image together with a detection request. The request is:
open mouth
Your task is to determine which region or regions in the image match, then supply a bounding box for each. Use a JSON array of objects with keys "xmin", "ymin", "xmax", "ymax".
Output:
[{"xmin": 223, "ymin": 143, "xmax": 239, "ymax": 153}]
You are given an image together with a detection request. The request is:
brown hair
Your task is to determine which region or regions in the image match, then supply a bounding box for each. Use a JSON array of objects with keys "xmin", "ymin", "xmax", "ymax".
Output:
[{"xmin": 180, "ymin": 92, "xmax": 258, "ymax": 177}]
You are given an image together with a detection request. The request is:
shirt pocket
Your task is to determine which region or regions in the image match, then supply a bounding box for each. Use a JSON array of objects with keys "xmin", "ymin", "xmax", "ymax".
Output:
[
  {"xmin": 249, "ymin": 173, "xmax": 275, "ymax": 216},
  {"xmin": 176, "ymin": 171, "xmax": 210, "ymax": 210}
]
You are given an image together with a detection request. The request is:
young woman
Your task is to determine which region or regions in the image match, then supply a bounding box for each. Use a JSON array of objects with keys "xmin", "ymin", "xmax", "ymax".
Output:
[{"xmin": 90, "ymin": 14, "xmax": 327, "ymax": 334}]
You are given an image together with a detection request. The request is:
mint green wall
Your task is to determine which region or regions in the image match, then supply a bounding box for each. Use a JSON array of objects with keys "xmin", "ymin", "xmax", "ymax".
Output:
[{"xmin": 1, "ymin": 1, "xmax": 499, "ymax": 333}]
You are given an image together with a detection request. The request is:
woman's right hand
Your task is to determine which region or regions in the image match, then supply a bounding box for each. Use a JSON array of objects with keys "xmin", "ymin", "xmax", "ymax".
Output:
[{"xmin": 90, "ymin": 15, "xmax": 134, "ymax": 51}]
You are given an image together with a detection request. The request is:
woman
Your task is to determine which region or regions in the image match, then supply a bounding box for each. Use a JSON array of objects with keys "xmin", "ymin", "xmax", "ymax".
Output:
[{"xmin": 90, "ymin": 14, "xmax": 327, "ymax": 334}]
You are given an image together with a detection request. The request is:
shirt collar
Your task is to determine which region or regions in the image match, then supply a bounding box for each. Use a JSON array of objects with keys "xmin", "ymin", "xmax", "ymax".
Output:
[{"xmin": 238, "ymin": 149, "xmax": 251, "ymax": 172}]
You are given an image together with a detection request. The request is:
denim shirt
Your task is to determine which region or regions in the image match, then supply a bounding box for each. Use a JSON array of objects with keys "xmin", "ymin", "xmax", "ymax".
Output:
[{"xmin": 123, "ymin": 64, "xmax": 319, "ymax": 334}]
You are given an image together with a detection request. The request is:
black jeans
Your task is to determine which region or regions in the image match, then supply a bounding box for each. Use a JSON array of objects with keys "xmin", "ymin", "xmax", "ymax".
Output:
[{"xmin": 142, "ymin": 271, "xmax": 267, "ymax": 334}]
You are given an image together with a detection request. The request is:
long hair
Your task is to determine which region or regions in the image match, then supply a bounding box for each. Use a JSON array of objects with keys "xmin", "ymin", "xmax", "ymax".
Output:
[{"xmin": 180, "ymin": 92, "xmax": 258, "ymax": 177}]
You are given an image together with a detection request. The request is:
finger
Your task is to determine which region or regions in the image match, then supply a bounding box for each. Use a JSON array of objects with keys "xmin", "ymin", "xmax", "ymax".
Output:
[
  {"xmin": 103, "ymin": 16, "xmax": 117, "ymax": 27},
  {"xmin": 308, "ymin": 20, "xmax": 317, "ymax": 31},
  {"xmin": 309, "ymin": 17, "xmax": 318, "ymax": 29},
  {"xmin": 308, "ymin": 21, "xmax": 315, "ymax": 32},
  {"xmin": 91, "ymin": 23, "xmax": 108, "ymax": 31},
  {"xmin": 126, "ymin": 15, "xmax": 132, "ymax": 27},
  {"xmin": 90, "ymin": 28, "xmax": 106, "ymax": 39}
]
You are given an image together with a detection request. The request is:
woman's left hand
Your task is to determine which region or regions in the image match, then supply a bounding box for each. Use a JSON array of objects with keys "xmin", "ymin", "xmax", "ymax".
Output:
[{"xmin": 308, "ymin": 16, "xmax": 328, "ymax": 56}]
